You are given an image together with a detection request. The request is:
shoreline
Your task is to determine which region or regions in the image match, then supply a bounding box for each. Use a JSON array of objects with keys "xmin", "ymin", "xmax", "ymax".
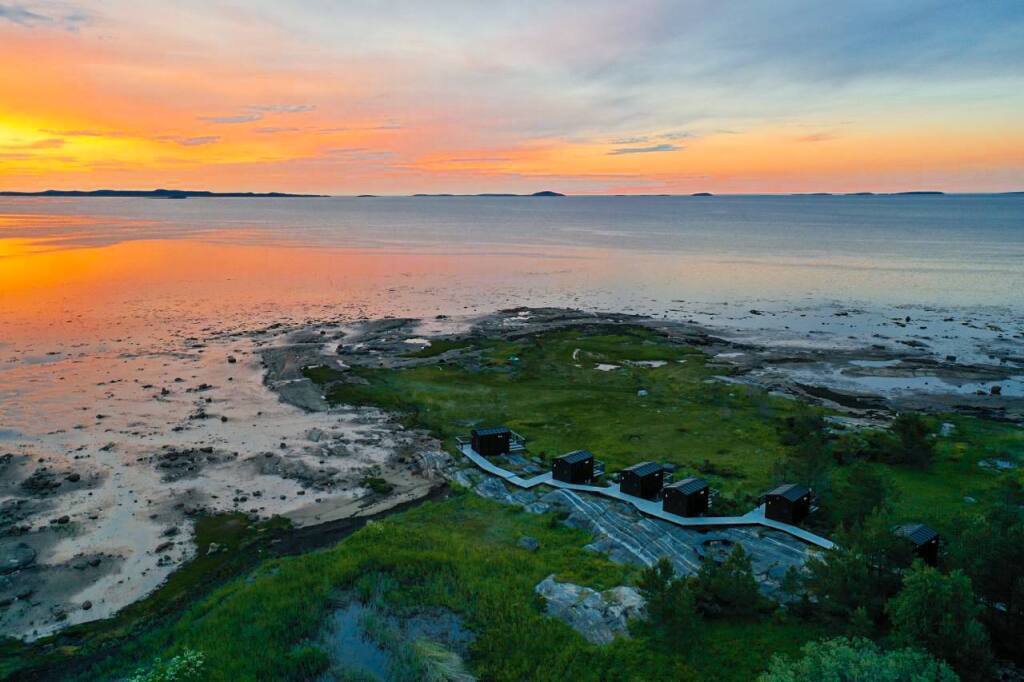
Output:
[{"xmin": 1, "ymin": 305, "xmax": 1020, "ymax": 642}]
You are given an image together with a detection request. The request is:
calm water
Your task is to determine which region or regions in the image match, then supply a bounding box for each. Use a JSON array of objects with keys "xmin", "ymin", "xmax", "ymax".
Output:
[{"xmin": 1, "ymin": 194, "xmax": 1022, "ymax": 352}]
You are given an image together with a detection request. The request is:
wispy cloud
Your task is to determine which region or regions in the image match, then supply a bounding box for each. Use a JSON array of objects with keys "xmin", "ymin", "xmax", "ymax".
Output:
[
  {"xmin": 0, "ymin": 137, "xmax": 64, "ymax": 150},
  {"xmin": 254, "ymin": 126, "xmax": 299, "ymax": 134},
  {"xmin": 607, "ymin": 143, "xmax": 682, "ymax": 155},
  {"xmin": 796, "ymin": 132, "xmax": 837, "ymax": 143},
  {"xmin": 246, "ymin": 104, "xmax": 316, "ymax": 114},
  {"xmin": 42, "ymin": 128, "xmax": 123, "ymax": 138},
  {"xmin": 178, "ymin": 136, "xmax": 219, "ymax": 146},
  {"xmin": 200, "ymin": 114, "xmax": 263, "ymax": 124},
  {"xmin": 0, "ymin": 2, "xmax": 88, "ymax": 30},
  {"xmin": 0, "ymin": 3, "xmax": 46, "ymax": 25}
]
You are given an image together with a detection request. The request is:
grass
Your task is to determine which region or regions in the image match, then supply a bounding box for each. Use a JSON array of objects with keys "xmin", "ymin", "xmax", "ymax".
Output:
[
  {"xmin": 886, "ymin": 414, "xmax": 1024, "ymax": 527},
  {"xmin": 309, "ymin": 326, "xmax": 810, "ymax": 503},
  {"xmin": 307, "ymin": 324, "xmax": 1022, "ymax": 524},
  {"xmin": 10, "ymin": 491, "xmax": 826, "ymax": 681}
]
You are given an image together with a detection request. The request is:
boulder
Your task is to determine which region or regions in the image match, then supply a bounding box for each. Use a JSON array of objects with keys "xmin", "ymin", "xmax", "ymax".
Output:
[
  {"xmin": 517, "ymin": 536, "xmax": 540, "ymax": 552},
  {"xmin": 534, "ymin": 575, "xmax": 645, "ymax": 645},
  {"xmin": 1, "ymin": 542, "xmax": 36, "ymax": 574}
]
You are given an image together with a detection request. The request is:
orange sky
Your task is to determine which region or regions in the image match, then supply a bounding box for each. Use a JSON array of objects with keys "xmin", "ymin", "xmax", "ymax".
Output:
[{"xmin": 2, "ymin": 1, "xmax": 1023, "ymax": 194}]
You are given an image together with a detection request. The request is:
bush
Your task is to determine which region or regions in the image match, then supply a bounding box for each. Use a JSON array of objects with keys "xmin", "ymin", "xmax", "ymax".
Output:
[
  {"xmin": 804, "ymin": 513, "xmax": 915, "ymax": 624},
  {"xmin": 127, "ymin": 649, "xmax": 205, "ymax": 682},
  {"xmin": 825, "ymin": 462, "xmax": 898, "ymax": 530},
  {"xmin": 692, "ymin": 545, "xmax": 762, "ymax": 618},
  {"xmin": 636, "ymin": 557, "xmax": 699, "ymax": 645},
  {"xmin": 886, "ymin": 564, "xmax": 992, "ymax": 680},
  {"xmin": 759, "ymin": 637, "xmax": 956, "ymax": 681}
]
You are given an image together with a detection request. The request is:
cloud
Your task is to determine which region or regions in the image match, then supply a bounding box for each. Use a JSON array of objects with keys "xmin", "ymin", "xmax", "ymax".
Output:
[
  {"xmin": 0, "ymin": 4, "xmax": 46, "ymax": 25},
  {"xmin": 607, "ymin": 143, "xmax": 682, "ymax": 155},
  {"xmin": 254, "ymin": 126, "xmax": 299, "ymax": 134},
  {"xmin": 0, "ymin": 2, "xmax": 88, "ymax": 29},
  {"xmin": 796, "ymin": 132, "xmax": 837, "ymax": 143},
  {"xmin": 246, "ymin": 104, "xmax": 316, "ymax": 113},
  {"xmin": 610, "ymin": 136, "xmax": 649, "ymax": 145},
  {"xmin": 0, "ymin": 137, "xmax": 64, "ymax": 150},
  {"xmin": 174, "ymin": 136, "xmax": 220, "ymax": 146},
  {"xmin": 200, "ymin": 114, "xmax": 263, "ymax": 124},
  {"xmin": 42, "ymin": 129, "xmax": 123, "ymax": 137}
]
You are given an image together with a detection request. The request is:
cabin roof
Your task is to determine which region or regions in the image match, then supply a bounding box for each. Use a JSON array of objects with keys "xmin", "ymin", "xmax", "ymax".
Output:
[
  {"xmin": 766, "ymin": 483, "xmax": 810, "ymax": 502},
  {"xmin": 623, "ymin": 461, "xmax": 663, "ymax": 478},
  {"xmin": 666, "ymin": 477, "xmax": 709, "ymax": 495},
  {"xmin": 895, "ymin": 523, "xmax": 939, "ymax": 546},
  {"xmin": 557, "ymin": 449, "xmax": 594, "ymax": 465},
  {"xmin": 472, "ymin": 426, "xmax": 510, "ymax": 437}
]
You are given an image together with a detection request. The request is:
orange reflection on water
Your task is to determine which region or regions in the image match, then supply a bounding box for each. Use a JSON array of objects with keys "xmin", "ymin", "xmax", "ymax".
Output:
[{"xmin": 0, "ymin": 234, "xmax": 584, "ymax": 347}]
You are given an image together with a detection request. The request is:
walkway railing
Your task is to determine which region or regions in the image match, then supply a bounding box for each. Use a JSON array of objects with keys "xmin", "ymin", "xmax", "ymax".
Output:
[{"xmin": 456, "ymin": 442, "xmax": 835, "ymax": 550}]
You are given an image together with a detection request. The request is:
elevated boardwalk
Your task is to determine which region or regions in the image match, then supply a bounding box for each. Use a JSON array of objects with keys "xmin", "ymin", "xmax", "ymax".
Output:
[{"xmin": 457, "ymin": 443, "xmax": 835, "ymax": 550}]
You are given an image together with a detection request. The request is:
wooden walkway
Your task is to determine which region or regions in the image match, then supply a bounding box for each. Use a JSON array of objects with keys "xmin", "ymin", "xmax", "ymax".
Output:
[{"xmin": 457, "ymin": 443, "xmax": 836, "ymax": 550}]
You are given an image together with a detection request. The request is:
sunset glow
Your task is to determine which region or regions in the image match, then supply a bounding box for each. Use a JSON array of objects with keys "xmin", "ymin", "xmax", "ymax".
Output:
[{"xmin": 2, "ymin": 1, "xmax": 1023, "ymax": 194}]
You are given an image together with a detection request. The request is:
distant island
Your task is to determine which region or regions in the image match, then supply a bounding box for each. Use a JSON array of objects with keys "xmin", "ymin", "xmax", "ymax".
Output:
[
  {"xmin": 0, "ymin": 188, "xmax": 323, "ymax": 199},
  {"xmin": 409, "ymin": 190, "xmax": 565, "ymax": 197},
  {"xmin": 691, "ymin": 192, "xmax": 713, "ymax": 196}
]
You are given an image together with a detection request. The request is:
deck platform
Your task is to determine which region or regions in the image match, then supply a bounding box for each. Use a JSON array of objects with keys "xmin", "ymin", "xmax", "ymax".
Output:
[{"xmin": 457, "ymin": 443, "xmax": 835, "ymax": 550}]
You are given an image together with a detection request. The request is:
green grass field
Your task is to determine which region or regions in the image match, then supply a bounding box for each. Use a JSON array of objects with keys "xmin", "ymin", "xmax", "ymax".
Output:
[
  {"xmin": 309, "ymin": 325, "xmax": 1021, "ymax": 525},
  {"xmin": 314, "ymin": 327, "xmax": 808, "ymax": 504},
  {"xmin": 6, "ymin": 491, "xmax": 828, "ymax": 681}
]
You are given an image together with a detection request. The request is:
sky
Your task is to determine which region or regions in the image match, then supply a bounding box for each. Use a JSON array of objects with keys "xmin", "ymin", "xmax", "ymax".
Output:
[{"xmin": 1, "ymin": 0, "xmax": 1023, "ymax": 194}]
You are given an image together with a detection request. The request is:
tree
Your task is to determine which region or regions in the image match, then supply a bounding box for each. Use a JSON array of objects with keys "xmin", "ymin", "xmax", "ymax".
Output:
[
  {"xmin": 636, "ymin": 557, "xmax": 699, "ymax": 644},
  {"xmin": 759, "ymin": 637, "xmax": 956, "ymax": 682},
  {"xmin": 805, "ymin": 512, "xmax": 916, "ymax": 624},
  {"xmin": 774, "ymin": 413, "xmax": 832, "ymax": 493},
  {"xmin": 826, "ymin": 462, "xmax": 898, "ymax": 530},
  {"xmin": 947, "ymin": 481, "xmax": 1024, "ymax": 657},
  {"xmin": 887, "ymin": 413, "xmax": 935, "ymax": 468},
  {"xmin": 886, "ymin": 564, "xmax": 992, "ymax": 680},
  {"xmin": 693, "ymin": 545, "xmax": 762, "ymax": 618}
]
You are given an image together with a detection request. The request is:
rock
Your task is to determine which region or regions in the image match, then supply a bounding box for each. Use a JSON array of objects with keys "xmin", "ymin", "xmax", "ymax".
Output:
[
  {"xmin": 227, "ymin": 356, "xmax": 237, "ymax": 364},
  {"xmin": 65, "ymin": 472, "xmax": 81, "ymax": 483},
  {"xmin": 517, "ymin": 536, "xmax": 540, "ymax": 552},
  {"xmin": 990, "ymin": 385, "xmax": 1002, "ymax": 396},
  {"xmin": 53, "ymin": 515, "xmax": 70, "ymax": 525},
  {"xmin": 82, "ymin": 600, "xmax": 92, "ymax": 611},
  {"xmin": 939, "ymin": 422, "xmax": 956, "ymax": 437},
  {"xmin": 20, "ymin": 469, "xmax": 62, "ymax": 494},
  {"xmin": 534, "ymin": 575, "xmax": 645, "ymax": 645},
  {"xmin": 1, "ymin": 542, "xmax": 36, "ymax": 574},
  {"xmin": 207, "ymin": 542, "xmax": 222, "ymax": 555},
  {"xmin": 162, "ymin": 526, "xmax": 180, "ymax": 537},
  {"xmin": 154, "ymin": 541, "xmax": 175, "ymax": 553},
  {"xmin": 637, "ymin": 389, "xmax": 649, "ymax": 397}
]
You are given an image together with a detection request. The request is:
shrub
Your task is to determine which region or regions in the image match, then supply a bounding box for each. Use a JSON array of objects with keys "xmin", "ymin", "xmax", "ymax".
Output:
[
  {"xmin": 759, "ymin": 637, "xmax": 956, "ymax": 681},
  {"xmin": 886, "ymin": 564, "xmax": 992, "ymax": 680},
  {"xmin": 692, "ymin": 545, "xmax": 762, "ymax": 618}
]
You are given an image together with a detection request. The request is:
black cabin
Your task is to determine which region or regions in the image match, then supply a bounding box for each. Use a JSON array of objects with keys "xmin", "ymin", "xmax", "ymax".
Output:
[
  {"xmin": 662, "ymin": 477, "xmax": 710, "ymax": 517},
  {"xmin": 471, "ymin": 426, "xmax": 511, "ymax": 456},
  {"xmin": 552, "ymin": 450, "xmax": 595, "ymax": 484},
  {"xmin": 895, "ymin": 523, "xmax": 940, "ymax": 566},
  {"xmin": 763, "ymin": 483, "xmax": 812, "ymax": 524},
  {"xmin": 619, "ymin": 461, "xmax": 665, "ymax": 500}
]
